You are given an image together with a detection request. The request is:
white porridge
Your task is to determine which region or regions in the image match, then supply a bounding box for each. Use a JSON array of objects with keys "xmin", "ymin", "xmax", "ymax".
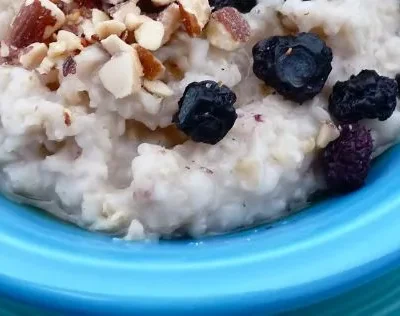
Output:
[{"xmin": 0, "ymin": 0, "xmax": 399, "ymax": 240}]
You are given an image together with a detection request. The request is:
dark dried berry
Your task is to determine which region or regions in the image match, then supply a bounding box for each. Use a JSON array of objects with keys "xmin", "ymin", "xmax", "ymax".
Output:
[
  {"xmin": 394, "ymin": 73, "xmax": 400, "ymax": 98},
  {"xmin": 252, "ymin": 32, "xmax": 333, "ymax": 103},
  {"xmin": 321, "ymin": 124, "xmax": 373, "ymax": 193},
  {"xmin": 329, "ymin": 70, "xmax": 398, "ymax": 123},
  {"xmin": 209, "ymin": 0, "xmax": 257, "ymax": 13},
  {"xmin": 173, "ymin": 81, "xmax": 237, "ymax": 145}
]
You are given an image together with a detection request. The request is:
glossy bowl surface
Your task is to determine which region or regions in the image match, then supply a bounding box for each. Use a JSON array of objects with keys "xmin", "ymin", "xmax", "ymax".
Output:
[{"xmin": 1, "ymin": 147, "xmax": 400, "ymax": 315}]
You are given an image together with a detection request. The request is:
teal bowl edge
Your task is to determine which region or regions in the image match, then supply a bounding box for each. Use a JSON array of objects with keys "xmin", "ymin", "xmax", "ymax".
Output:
[{"xmin": 0, "ymin": 146, "xmax": 399, "ymax": 314}]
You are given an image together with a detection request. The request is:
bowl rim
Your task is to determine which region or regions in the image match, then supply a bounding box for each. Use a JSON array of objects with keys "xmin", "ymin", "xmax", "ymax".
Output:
[{"xmin": 0, "ymin": 147, "xmax": 400, "ymax": 314}]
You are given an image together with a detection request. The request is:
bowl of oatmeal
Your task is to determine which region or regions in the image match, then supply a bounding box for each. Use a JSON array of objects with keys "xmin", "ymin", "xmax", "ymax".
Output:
[{"xmin": 1, "ymin": 0, "xmax": 400, "ymax": 314}]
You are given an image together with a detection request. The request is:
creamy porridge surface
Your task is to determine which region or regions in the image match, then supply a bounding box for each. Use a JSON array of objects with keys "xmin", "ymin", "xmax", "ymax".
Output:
[{"xmin": 0, "ymin": 0, "xmax": 399, "ymax": 240}]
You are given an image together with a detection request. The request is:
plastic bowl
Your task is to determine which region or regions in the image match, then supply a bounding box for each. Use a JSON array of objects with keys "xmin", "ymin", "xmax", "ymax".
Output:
[{"xmin": 1, "ymin": 146, "xmax": 400, "ymax": 315}]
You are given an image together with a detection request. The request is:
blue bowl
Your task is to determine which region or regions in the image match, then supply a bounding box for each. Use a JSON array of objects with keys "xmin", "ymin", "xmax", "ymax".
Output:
[{"xmin": 1, "ymin": 146, "xmax": 400, "ymax": 315}]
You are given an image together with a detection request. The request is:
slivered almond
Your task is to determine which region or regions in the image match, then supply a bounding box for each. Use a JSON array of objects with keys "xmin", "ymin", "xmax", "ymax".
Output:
[
  {"xmin": 134, "ymin": 44, "xmax": 165, "ymax": 80},
  {"xmin": 8, "ymin": 0, "xmax": 66, "ymax": 48}
]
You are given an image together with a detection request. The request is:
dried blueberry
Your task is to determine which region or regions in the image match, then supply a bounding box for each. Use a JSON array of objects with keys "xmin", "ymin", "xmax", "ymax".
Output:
[
  {"xmin": 395, "ymin": 74, "xmax": 400, "ymax": 99},
  {"xmin": 252, "ymin": 32, "xmax": 333, "ymax": 103},
  {"xmin": 209, "ymin": 0, "xmax": 257, "ymax": 13},
  {"xmin": 173, "ymin": 81, "xmax": 237, "ymax": 145},
  {"xmin": 329, "ymin": 70, "xmax": 398, "ymax": 123},
  {"xmin": 321, "ymin": 124, "xmax": 373, "ymax": 193}
]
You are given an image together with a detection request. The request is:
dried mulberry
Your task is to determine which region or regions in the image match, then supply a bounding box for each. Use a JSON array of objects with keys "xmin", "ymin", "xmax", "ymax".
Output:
[{"xmin": 321, "ymin": 124, "xmax": 373, "ymax": 192}]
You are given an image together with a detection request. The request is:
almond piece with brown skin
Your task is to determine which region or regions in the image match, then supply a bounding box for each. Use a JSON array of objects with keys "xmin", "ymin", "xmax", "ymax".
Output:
[
  {"xmin": 133, "ymin": 44, "xmax": 165, "ymax": 80},
  {"xmin": 9, "ymin": 0, "xmax": 66, "ymax": 48},
  {"xmin": 178, "ymin": 0, "xmax": 210, "ymax": 37},
  {"xmin": 206, "ymin": 7, "xmax": 251, "ymax": 51}
]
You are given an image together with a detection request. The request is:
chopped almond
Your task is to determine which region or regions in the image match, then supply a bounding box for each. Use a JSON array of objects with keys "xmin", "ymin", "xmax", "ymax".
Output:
[
  {"xmin": 92, "ymin": 8, "xmax": 110, "ymax": 26},
  {"xmin": 95, "ymin": 20, "xmax": 126, "ymax": 40},
  {"xmin": 316, "ymin": 122, "xmax": 340, "ymax": 149},
  {"xmin": 134, "ymin": 20, "xmax": 165, "ymax": 51},
  {"xmin": 8, "ymin": 0, "xmax": 66, "ymax": 48},
  {"xmin": 178, "ymin": 0, "xmax": 210, "ymax": 37},
  {"xmin": 158, "ymin": 3, "xmax": 181, "ymax": 44},
  {"xmin": 48, "ymin": 41, "xmax": 67, "ymax": 57},
  {"xmin": 133, "ymin": 44, "xmax": 165, "ymax": 80},
  {"xmin": 143, "ymin": 79, "xmax": 173, "ymax": 97},
  {"xmin": 37, "ymin": 56, "xmax": 56, "ymax": 74},
  {"xmin": 98, "ymin": 50, "xmax": 143, "ymax": 98},
  {"xmin": 110, "ymin": 0, "xmax": 141, "ymax": 22},
  {"xmin": 206, "ymin": 7, "xmax": 251, "ymax": 51},
  {"xmin": 125, "ymin": 13, "xmax": 152, "ymax": 31},
  {"xmin": 57, "ymin": 30, "xmax": 84, "ymax": 51},
  {"xmin": 101, "ymin": 34, "xmax": 134, "ymax": 54},
  {"xmin": 19, "ymin": 42, "xmax": 48, "ymax": 69}
]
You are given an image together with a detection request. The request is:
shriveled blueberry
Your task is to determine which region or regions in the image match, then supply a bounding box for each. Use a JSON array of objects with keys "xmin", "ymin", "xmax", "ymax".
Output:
[
  {"xmin": 252, "ymin": 32, "xmax": 333, "ymax": 103},
  {"xmin": 321, "ymin": 124, "xmax": 373, "ymax": 193},
  {"xmin": 329, "ymin": 70, "xmax": 398, "ymax": 123},
  {"xmin": 209, "ymin": 0, "xmax": 257, "ymax": 13},
  {"xmin": 173, "ymin": 81, "xmax": 237, "ymax": 145},
  {"xmin": 394, "ymin": 73, "xmax": 400, "ymax": 98}
]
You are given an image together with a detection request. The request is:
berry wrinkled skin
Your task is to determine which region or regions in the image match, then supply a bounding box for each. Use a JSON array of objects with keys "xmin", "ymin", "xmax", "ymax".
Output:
[
  {"xmin": 329, "ymin": 70, "xmax": 398, "ymax": 123},
  {"xmin": 252, "ymin": 32, "xmax": 333, "ymax": 103},
  {"xmin": 321, "ymin": 124, "xmax": 373, "ymax": 193},
  {"xmin": 208, "ymin": 0, "xmax": 257, "ymax": 13},
  {"xmin": 173, "ymin": 81, "xmax": 238, "ymax": 145}
]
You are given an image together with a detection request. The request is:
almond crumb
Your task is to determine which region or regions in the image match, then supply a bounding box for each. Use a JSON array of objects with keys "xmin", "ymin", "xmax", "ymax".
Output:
[
  {"xmin": 95, "ymin": 20, "xmax": 126, "ymax": 40},
  {"xmin": 143, "ymin": 79, "xmax": 173, "ymax": 97}
]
